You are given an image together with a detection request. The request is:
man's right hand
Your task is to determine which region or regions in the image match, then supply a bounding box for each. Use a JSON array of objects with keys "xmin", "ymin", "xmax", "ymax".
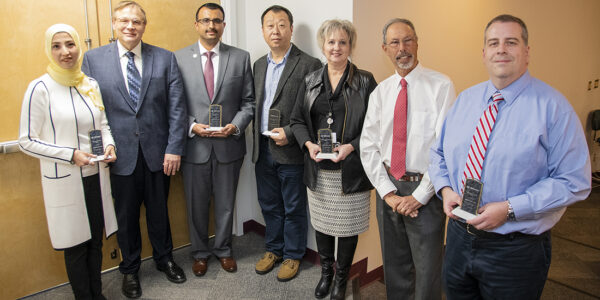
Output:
[
  {"xmin": 383, "ymin": 192, "xmax": 419, "ymax": 218},
  {"xmin": 441, "ymin": 186, "xmax": 462, "ymax": 220},
  {"xmin": 193, "ymin": 123, "xmax": 211, "ymax": 137}
]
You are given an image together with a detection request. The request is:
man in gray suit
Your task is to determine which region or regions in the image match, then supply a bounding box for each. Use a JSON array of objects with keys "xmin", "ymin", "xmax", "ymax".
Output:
[
  {"xmin": 81, "ymin": 1, "xmax": 187, "ymax": 298},
  {"xmin": 251, "ymin": 5, "xmax": 321, "ymax": 282},
  {"xmin": 175, "ymin": 2, "xmax": 254, "ymax": 277}
]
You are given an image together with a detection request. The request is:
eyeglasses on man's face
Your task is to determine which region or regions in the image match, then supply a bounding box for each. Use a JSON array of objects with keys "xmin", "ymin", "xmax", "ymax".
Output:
[
  {"xmin": 196, "ymin": 18, "xmax": 224, "ymax": 25},
  {"xmin": 116, "ymin": 17, "xmax": 145, "ymax": 27}
]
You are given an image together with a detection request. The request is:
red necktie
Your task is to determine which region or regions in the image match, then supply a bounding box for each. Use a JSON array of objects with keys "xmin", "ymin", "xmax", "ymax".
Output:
[
  {"xmin": 390, "ymin": 78, "xmax": 408, "ymax": 180},
  {"xmin": 460, "ymin": 91, "xmax": 504, "ymax": 190},
  {"xmin": 203, "ymin": 51, "xmax": 215, "ymax": 101}
]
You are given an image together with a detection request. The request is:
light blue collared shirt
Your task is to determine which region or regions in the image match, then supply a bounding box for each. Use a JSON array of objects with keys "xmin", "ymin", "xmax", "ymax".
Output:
[
  {"xmin": 261, "ymin": 46, "xmax": 292, "ymax": 133},
  {"xmin": 429, "ymin": 71, "xmax": 591, "ymax": 235}
]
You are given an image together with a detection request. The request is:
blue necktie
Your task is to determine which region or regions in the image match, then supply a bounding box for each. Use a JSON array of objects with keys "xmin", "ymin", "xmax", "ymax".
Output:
[{"xmin": 126, "ymin": 51, "xmax": 141, "ymax": 108}]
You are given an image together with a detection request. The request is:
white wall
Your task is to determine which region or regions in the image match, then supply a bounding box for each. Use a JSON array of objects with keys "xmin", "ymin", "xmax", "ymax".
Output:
[{"xmin": 222, "ymin": 0, "xmax": 353, "ymax": 251}]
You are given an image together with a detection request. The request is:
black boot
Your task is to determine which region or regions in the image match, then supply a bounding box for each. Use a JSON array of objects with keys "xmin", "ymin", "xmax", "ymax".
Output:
[
  {"xmin": 330, "ymin": 235, "xmax": 358, "ymax": 300},
  {"xmin": 315, "ymin": 254, "xmax": 334, "ymax": 298},
  {"xmin": 315, "ymin": 231, "xmax": 335, "ymax": 299}
]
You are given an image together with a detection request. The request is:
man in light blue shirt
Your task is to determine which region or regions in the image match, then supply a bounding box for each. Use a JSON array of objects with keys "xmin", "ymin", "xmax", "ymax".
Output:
[
  {"xmin": 251, "ymin": 5, "xmax": 321, "ymax": 282},
  {"xmin": 429, "ymin": 14, "xmax": 591, "ymax": 299}
]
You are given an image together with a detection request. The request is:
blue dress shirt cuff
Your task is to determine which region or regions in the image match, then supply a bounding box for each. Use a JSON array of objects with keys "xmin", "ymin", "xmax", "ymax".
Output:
[{"xmin": 507, "ymin": 193, "xmax": 530, "ymax": 220}]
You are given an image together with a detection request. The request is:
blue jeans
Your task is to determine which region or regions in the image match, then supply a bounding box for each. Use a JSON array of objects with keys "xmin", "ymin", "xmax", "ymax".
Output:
[
  {"xmin": 443, "ymin": 219, "xmax": 551, "ymax": 300},
  {"xmin": 255, "ymin": 137, "xmax": 307, "ymax": 260}
]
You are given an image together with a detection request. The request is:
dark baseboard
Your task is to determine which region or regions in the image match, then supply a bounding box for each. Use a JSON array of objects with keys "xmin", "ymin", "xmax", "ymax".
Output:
[
  {"xmin": 242, "ymin": 219, "xmax": 384, "ymax": 288},
  {"xmin": 243, "ymin": 219, "xmax": 265, "ymax": 236}
]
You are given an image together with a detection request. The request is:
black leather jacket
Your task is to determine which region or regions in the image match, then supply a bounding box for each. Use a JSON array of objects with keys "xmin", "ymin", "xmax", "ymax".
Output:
[{"xmin": 290, "ymin": 62, "xmax": 377, "ymax": 194}]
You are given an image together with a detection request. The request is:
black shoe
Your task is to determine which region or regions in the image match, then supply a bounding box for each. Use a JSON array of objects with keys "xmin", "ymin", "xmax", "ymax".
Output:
[
  {"xmin": 157, "ymin": 259, "xmax": 187, "ymax": 283},
  {"xmin": 121, "ymin": 273, "xmax": 141, "ymax": 299}
]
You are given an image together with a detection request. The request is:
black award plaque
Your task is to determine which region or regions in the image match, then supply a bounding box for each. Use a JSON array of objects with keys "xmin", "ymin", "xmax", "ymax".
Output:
[
  {"xmin": 318, "ymin": 129, "xmax": 333, "ymax": 153},
  {"xmin": 209, "ymin": 104, "xmax": 222, "ymax": 129},
  {"xmin": 316, "ymin": 128, "xmax": 338, "ymax": 159},
  {"xmin": 268, "ymin": 109, "xmax": 281, "ymax": 131},
  {"xmin": 89, "ymin": 130, "xmax": 104, "ymax": 156},
  {"xmin": 452, "ymin": 178, "xmax": 483, "ymax": 220}
]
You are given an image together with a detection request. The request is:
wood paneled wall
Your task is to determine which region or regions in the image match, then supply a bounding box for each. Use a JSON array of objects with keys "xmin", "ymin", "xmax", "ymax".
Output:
[{"xmin": 0, "ymin": 1, "xmax": 213, "ymax": 298}]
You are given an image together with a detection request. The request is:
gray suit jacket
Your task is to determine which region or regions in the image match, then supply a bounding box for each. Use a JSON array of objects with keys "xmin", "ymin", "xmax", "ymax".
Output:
[
  {"xmin": 82, "ymin": 42, "xmax": 187, "ymax": 176},
  {"xmin": 175, "ymin": 42, "xmax": 255, "ymax": 164},
  {"xmin": 252, "ymin": 44, "xmax": 322, "ymax": 164}
]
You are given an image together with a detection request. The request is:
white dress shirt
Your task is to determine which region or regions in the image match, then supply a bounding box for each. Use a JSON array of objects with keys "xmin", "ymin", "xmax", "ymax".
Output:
[
  {"xmin": 189, "ymin": 41, "xmax": 221, "ymax": 137},
  {"xmin": 360, "ymin": 63, "xmax": 456, "ymax": 205},
  {"xmin": 116, "ymin": 40, "xmax": 143, "ymax": 93}
]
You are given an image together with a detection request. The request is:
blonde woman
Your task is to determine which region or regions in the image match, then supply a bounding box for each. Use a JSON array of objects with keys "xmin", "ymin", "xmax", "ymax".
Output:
[
  {"xmin": 290, "ymin": 19, "xmax": 377, "ymax": 299},
  {"xmin": 19, "ymin": 24, "xmax": 117, "ymax": 300}
]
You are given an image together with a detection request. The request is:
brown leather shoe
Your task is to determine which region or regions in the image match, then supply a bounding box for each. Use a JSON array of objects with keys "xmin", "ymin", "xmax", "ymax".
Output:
[
  {"xmin": 219, "ymin": 257, "xmax": 237, "ymax": 272},
  {"xmin": 192, "ymin": 258, "xmax": 208, "ymax": 276}
]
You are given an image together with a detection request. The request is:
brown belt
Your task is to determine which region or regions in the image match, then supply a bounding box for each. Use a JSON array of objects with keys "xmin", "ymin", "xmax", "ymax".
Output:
[{"xmin": 384, "ymin": 165, "xmax": 423, "ymax": 182}]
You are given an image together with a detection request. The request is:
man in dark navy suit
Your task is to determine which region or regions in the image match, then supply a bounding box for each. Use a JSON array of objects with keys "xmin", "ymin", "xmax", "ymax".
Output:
[{"xmin": 82, "ymin": 1, "xmax": 187, "ymax": 298}]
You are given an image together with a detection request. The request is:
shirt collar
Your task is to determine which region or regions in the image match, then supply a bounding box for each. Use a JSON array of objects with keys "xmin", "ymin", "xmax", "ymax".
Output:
[
  {"xmin": 267, "ymin": 45, "xmax": 292, "ymax": 65},
  {"xmin": 393, "ymin": 62, "xmax": 423, "ymax": 88},
  {"xmin": 117, "ymin": 40, "xmax": 142, "ymax": 58},
  {"xmin": 198, "ymin": 41, "xmax": 221, "ymax": 56},
  {"xmin": 484, "ymin": 70, "xmax": 531, "ymax": 106}
]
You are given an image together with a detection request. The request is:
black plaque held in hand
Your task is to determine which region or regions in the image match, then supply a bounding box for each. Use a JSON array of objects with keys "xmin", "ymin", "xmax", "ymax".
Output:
[
  {"xmin": 318, "ymin": 129, "xmax": 333, "ymax": 153},
  {"xmin": 209, "ymin": 104, "xmax": 222, "ymax": 128},
  {"xmin": 89, "ymin": 129, "xmax": 104, "ymax": 156},
  {"xmin": 451, "ymin": 178, "xmax": 483, "ymax": 220},
  {"xmin": 268, "ymin": 109, "xmax": 281, "ymax": 131},
  {"xmin": 461, "ymin": 179, "xmax": 483, "ymax": 215}
]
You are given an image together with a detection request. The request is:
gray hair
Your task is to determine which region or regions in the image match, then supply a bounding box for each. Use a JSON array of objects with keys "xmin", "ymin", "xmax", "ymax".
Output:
[
  {"xmin": 484, "ymin": 14, "xmax": 528, "ymax": 46},
  {"xmin": 382, "ymin": 18, "xmax": 417, "ymax": 44},
  {"xmin": 317, "ymin": 19, "xmax": 357, "ymax": 53}
]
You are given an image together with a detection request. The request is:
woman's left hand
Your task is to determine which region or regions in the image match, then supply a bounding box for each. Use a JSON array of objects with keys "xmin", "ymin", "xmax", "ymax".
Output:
[
  {"xmin": 331, "ymin": 144, "xmax": 354, "ymax": 163},
  {"xmin": 102, "ymin": 145, "xmax": 117, "ymax": 163}
]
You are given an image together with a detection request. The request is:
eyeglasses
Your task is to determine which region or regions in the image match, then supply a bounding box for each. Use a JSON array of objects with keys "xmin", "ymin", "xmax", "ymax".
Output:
[
  {"xmin": 196, "ymin": 18, "xmax": 224, "ymax": 25},
  {"xmin": 116, "ymin": 18, "xmax": 145, "ymax": 27},
  {"xmin": 385, "ymin": 36, "xmax": 416, "ymax": 48}
]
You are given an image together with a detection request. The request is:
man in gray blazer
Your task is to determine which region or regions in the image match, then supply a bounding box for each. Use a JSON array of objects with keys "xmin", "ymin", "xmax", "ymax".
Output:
[
  {"xmin": 81, "ymin": 1, "xmax": 187, "ymax": 298},
  {"xmin": 252, "ymin": 5, "xmax": 321, "ymax": 282},
  {"xmin": 175, "ymin": 2, "xmax": 254, "ymax": 277}
]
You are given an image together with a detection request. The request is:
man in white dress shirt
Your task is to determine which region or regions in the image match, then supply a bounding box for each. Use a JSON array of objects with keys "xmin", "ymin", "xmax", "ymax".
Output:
[{"xmin": 360, "ymin": 18, "xmax": 456, "ymax": 299}]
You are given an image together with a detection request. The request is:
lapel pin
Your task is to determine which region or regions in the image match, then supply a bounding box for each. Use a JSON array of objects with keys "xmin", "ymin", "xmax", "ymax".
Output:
[{"xmin": 193, "ymin": 53, "xmax": 198, "ymax": 58}]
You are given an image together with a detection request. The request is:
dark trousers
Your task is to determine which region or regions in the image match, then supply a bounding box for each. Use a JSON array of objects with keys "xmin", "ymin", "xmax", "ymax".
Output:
[
  {"xmin": 255, "ymin": 136, "xmax": 307, "ymax": 260},
  {"xmin": 376, "ymin": 175, "xmax": 445, "ymax": 300},
  {"xmin": 111, "ymin": 148, "xmax": 173, "ymax": 274},
  {"xmin": 64, "ymin": 174, "xmax": 105, "ymax": 300},
  {"xmin": 443, "ymin": 219, "xmax": 552, "ymax": 300},
  {"xmin": 183, "ymin": 151, "xmax": 243, "ymax": 259}
]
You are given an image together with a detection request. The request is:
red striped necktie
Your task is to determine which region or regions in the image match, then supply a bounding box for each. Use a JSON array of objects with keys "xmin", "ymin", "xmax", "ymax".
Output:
[
  {"xmin": 390, "ymin": 78, "xmax": 408, "ymax": 180},
  {"xmin": 460, "ymin": 91, "xmax": 504, "ymax": 190}
]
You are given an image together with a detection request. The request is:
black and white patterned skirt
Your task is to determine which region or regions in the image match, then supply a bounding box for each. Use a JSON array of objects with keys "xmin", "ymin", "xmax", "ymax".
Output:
[{"xmin": 307, "ymin": 169, "xmax": 370, "ymax": 237}]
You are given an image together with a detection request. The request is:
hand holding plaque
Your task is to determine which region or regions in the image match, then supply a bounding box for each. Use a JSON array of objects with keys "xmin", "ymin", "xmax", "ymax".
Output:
[
  {"xmin": 451, "ymin": 179, "xmax": 483, "ymax": 221},
  {"xmin": 316, "ymin": 128, "xmax": 338, "ymax": 160},
  {"xmin": 206, "ymin": 104, "xmax": 223, "ymax": 131}
]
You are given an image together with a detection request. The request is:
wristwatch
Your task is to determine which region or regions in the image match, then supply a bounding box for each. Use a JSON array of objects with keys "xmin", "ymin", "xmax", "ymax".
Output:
[{"xmin": 507, "ymin": 200, "xmax": 516, "ymax": 221}]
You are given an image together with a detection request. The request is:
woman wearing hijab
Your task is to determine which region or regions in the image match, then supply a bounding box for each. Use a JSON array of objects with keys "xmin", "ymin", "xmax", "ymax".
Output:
[
  {"xmin": 290, "ymin": 19, "xmax": 377, "ymax": 300},
  {"xmin": 18, "ymin": 24, "xmax": 118, "ymax": 300}
]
